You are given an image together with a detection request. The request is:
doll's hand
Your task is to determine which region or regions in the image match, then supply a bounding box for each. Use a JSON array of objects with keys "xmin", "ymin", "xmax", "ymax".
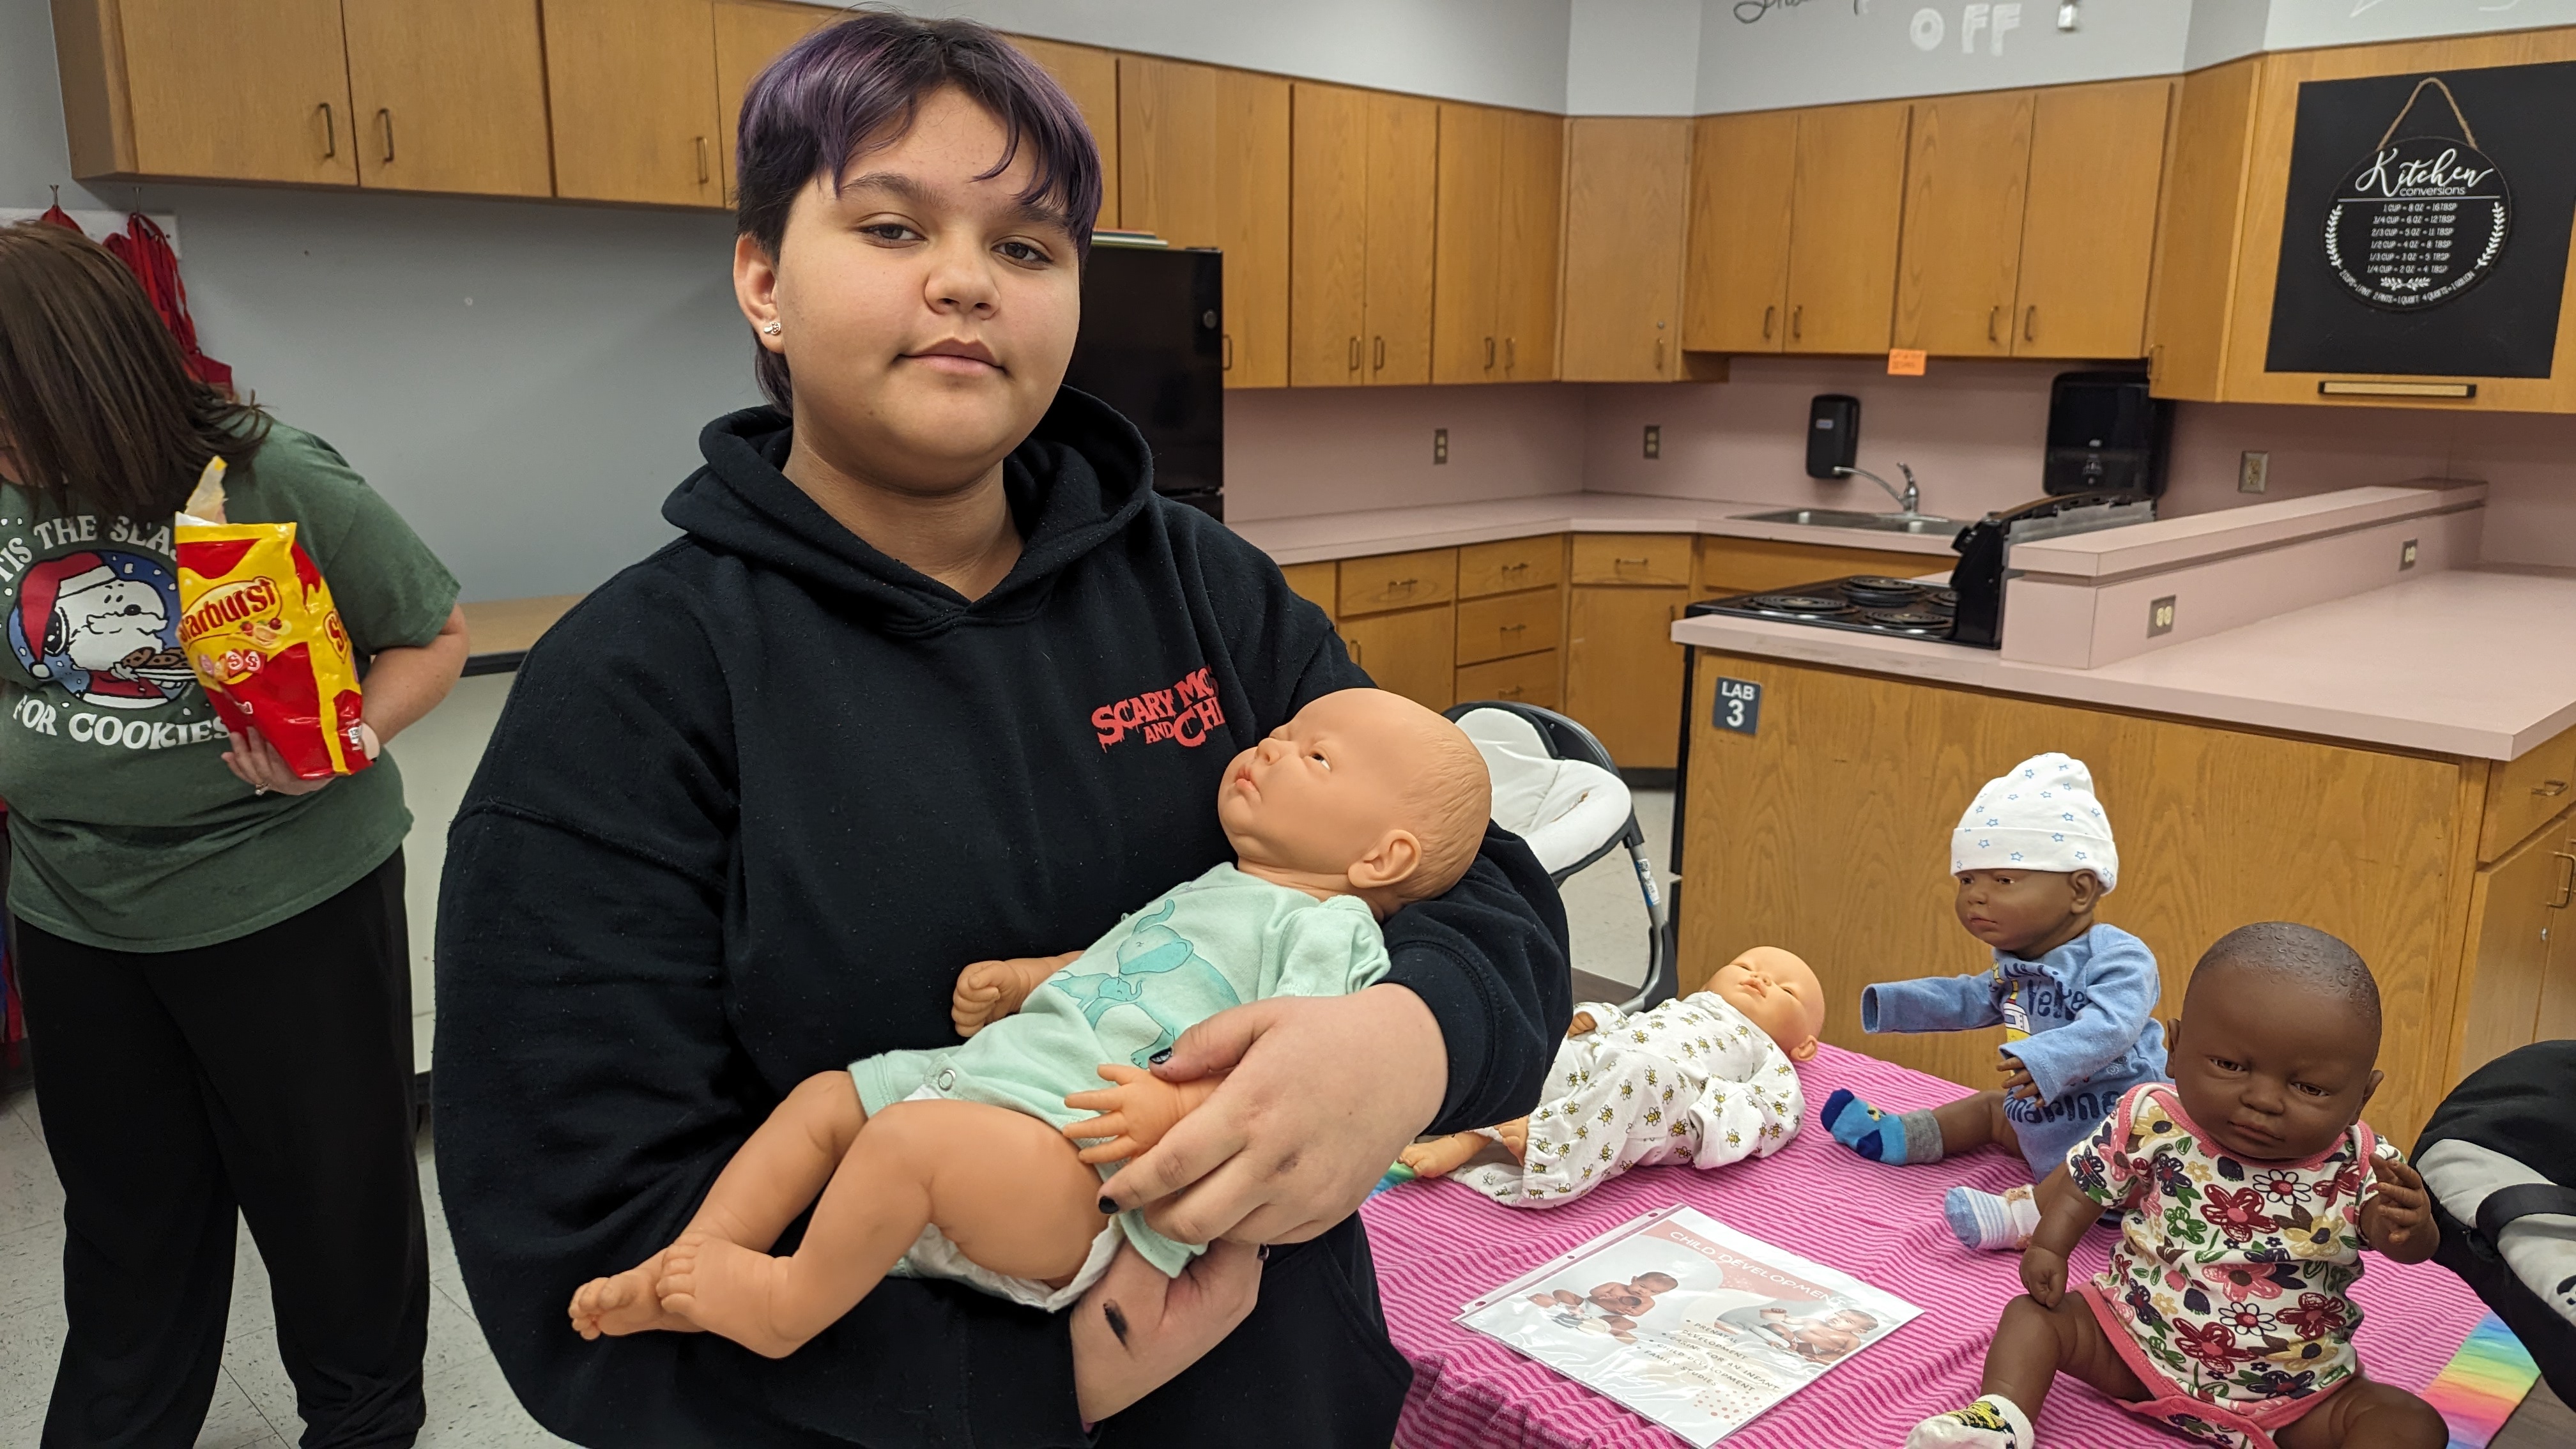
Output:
[
  {"xmin": 1567, "ymin": 1010, "xmax": 1598, "ymax": 1038},
  {"xmin": 951, "ymin": 950, "xmax": 1080, "ymax": 1037},
  {"xmin": 1998, "ymin": 1054, "xmax": 2038, "ymax": 1101},
  {"xmin": 1071, "ymin": 1239, "xmax": 1261, "ymax": 1422},
  {"xmin": 1100, "ymin": 985, "xmax": 1445, "ymax": 1246},
  {"xmin": 2359, "ymin": 1155, "xmax": 2439, "ymax": 1263},
  {"xmin": 1064, "ymin": 1064, "xmax": 1216, "ymax": 1165},
  {"xmin": 2020, "ymin": 1244, "xmax": 2069, "ymax": 1308}
]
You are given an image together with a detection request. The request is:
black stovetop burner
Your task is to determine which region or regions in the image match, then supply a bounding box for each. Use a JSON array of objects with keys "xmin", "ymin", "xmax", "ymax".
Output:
[{"xmin": 1690, "ymin": 574, "xmax": 1995, "ymax": 648}]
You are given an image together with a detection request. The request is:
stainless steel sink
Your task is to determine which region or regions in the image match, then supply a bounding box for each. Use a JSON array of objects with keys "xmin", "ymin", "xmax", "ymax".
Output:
[{"xmin": 1734, "ymin": 507, "xmax": 1959, "ymax": 535}]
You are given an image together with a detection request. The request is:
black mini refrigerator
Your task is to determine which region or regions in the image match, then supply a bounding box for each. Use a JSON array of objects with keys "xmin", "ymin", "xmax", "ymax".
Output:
[{"xmin": 1062, "ymin": 242, "xmax": 1225, "ymax": 519}]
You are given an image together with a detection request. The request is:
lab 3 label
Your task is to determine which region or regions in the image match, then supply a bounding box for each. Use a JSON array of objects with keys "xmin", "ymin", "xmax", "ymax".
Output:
[{"xmin": 1713, "ymin": 677, "xmax": 1763, "ymax": 735}]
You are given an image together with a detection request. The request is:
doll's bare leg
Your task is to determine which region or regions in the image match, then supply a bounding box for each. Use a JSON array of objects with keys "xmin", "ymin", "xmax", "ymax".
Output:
[
  {"xmin": 1931, "ymin": 1090, "xmax": 2020, "ymax": 1158},
  {"xmin": 569, "ymin": 1070, "xmax": 865, "ymax": 1339},
  {"xmin": 657, "ymin": 1098, "xmax": 1110, "ymax": 1358},
  {"xmin": 1908, "ymin": 1290, "xmax": 2146, "ymax": 1445},
  {"xmin": 2277, "ymin": 1374, "xmax": 2446, "ymax": 1449},
  {"xmin": 1397, "ymin": 1118, "xmax": 1528, "ymax": 1178}
]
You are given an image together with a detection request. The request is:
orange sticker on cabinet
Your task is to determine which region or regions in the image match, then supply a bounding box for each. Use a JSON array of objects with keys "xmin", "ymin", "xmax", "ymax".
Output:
[{"xmin": 1886, "ymin": 349, "xmax": 1928, "ymax": 376}]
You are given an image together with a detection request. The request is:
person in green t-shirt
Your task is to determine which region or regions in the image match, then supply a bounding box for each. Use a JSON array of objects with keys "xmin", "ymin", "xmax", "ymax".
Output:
[{"xmin": 0, "ymin": 222, "xmax": 466, "ymax": 1447}]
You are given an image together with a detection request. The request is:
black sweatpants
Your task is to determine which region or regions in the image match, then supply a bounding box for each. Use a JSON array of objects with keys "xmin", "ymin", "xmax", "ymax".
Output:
[{"xmin": 17, "ymin": 852, "xmax": 429, "ymax": 1449}]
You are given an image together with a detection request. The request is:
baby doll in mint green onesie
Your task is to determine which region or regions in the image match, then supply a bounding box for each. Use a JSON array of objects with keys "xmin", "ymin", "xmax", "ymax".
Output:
[{"xmin": 565, "ymin": 687, "xmax": 1492, "ymax": 1360}]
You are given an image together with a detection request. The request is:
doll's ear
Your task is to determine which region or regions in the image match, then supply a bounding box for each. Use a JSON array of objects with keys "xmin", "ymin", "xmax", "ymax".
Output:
[
  {"xmin": 1347, "ymin": 829, "xmax": 1423, "ymax": 890},
  {"xmin": 1788, "ymin": 1036, "xmax": 1820, "ymax": 1062}
]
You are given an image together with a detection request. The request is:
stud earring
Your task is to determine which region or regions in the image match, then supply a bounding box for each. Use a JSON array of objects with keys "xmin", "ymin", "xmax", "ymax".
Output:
[{"xmin": 762, "ymin": 319, "xmax": 783, "ymax": 336}]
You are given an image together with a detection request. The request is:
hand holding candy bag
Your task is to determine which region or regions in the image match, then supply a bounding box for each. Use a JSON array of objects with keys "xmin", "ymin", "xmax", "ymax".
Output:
[{"xmin": 175, "ymin": 459, "xmax": 374, "ymax": 781}]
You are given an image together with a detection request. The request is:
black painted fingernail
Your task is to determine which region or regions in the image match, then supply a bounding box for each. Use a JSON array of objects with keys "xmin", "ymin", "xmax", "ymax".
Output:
[
  {"xmin": 1101, "ymin": 1301, "xmax": 1130, "ymax": 1346},
  {"xmin": 1098, "ymin": 1196, "xmax": 1117, "ymax": 1215},
  {"xmin": 1149, "ymin": 1048, "xmax": 1172, "ymax": 1066},
  {"xmin": 1257, "ymin": 1245, "xmax": 1271, "ymax": 1262}
]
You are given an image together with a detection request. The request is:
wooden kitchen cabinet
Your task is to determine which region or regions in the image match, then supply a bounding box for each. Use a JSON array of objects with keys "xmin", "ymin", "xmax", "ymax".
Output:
[
  {"xmin": 2011, "ymin": 78, "xmax": 2172, "ymax": 360},
  {"xmin": 544, "ymin": 0, "xmax": 723, "ymax": 208},
  {"xmin": 1561, "ymin": 118, "xmax": 1691, "ymax": 381},
  {"xmin": 1698, "ymin": 537, "xmax": 1946, "ymax": 595},
  {"xmin": 1340, "ymin": 605, "xmax": 1454, "ymax": 712},
  {"xmin": 1678, "ymin": 652, "xmax": 2472, "ymax": 1141},
  {"xmin": 1336, "ymin": 547, "xmax": 1457, "ymax": 617},
  {"xmin": 1290, "ymin": 84, "xmax": 1436, "ymax": 386},
  {"xmin": 1121, "ymin": 57, "xmax": 1291, "ymax": 388},
  {"xmin": 1565, "ymin": 585, "xmax": 1690, "ymax": 770},
  {"xmin": 1280, "ymin": 561, "xmax": 1338, "ymax": 620},
  {"xmin": 1496, "ymin": 111, "xmax": 1564, "ymax": 381},
  {"xmin": 2145, "ymin": 58, "xmax": 2262, "ymax": 401},
  {"xmin": 713, "ymin": 1, "xmax": 834, "ymax": 205},
  {"xmin": 2482, "ymin": 723, "xmax": 2576, "ymax": 861},
  {"xmin": 1459, "ymin": 535, "xmax": 1563, "ymax": 598},
  {"xmin": 342, "ymin": 0, "xmax": 551, "ymax": 196},
  {"xmin": 1457, "ymin": 649, "xmax": 1561, "ymax": 710},
  {"xmin": 2455, "ymin": 806, "xmax": 2574, "ymax": 1079},
  {"xmin": 60, "ymin": 0, "xmax": 358, "ymax": 185},
  {"xmin": 1456, "ymin": 589, "xmax": 1562, "ymax": 666},
  {"xmin": 1894, "ymin": 89, "xmax": 2035, "ymax": 357},
  {"xmin": 1684, "ymin": 109, "xmax": 1800, "ymax": 354},
  {"xmin": 1784, "ymin": 100, "xmax": 1911, "ymax": 355},
  {"xmin": 1005, "ymin": 36, "xmax": 1121, "ymax": 225},
  {"xmin": 1571, "ymin": 533, "xmax": 1693, "ymax": 587},
  {"xmin": 1432, "ymin": 103, "xmax": 1505, "ymax": 383}
]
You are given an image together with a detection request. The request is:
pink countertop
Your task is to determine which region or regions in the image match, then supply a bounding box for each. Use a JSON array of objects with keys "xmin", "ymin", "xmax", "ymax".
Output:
[
  {"xmin": 1670, "ymin": 565, "xmax": 2576, "ymax": 761},
  {"xmin": 1228, "ymin": 493, "xmax": 1961, "ymax": 565}
]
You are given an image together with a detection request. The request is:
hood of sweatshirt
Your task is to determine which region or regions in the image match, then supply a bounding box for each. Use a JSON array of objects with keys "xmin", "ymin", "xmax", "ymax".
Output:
[{"xmin": 663, "ymin": 385, "xmax": 1155, "ymax": 637}]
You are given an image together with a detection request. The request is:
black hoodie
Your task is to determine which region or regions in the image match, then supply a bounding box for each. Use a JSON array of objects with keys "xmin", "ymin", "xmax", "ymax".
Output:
[{"xmin": 433, "ymin": 391, "xmax": 1571, "ymax": 1448}]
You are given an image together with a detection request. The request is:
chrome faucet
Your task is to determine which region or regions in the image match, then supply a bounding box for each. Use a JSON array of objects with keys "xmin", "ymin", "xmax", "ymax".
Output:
[{"xmin": 1836, "ymin": 462, "xmax": 1922, "ymax": 516}]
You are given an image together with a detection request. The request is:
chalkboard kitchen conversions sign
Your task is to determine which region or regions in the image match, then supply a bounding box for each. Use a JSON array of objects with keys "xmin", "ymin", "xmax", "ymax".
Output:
[{"xmin": 2268, "ymin": 60, "xmax": 2576, "ymax": 378}]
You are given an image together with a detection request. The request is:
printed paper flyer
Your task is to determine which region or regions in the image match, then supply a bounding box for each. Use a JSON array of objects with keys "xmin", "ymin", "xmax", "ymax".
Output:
[{"xmin": 1457, "ymin": 1204, "xmax": 1920, "ymax": 1446}]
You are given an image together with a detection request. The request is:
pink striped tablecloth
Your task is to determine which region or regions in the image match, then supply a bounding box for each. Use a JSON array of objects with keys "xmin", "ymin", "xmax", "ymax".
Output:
[{"xmin": 1360, "ymin": 1043, "xmax": 2487, "ymax": 1449}]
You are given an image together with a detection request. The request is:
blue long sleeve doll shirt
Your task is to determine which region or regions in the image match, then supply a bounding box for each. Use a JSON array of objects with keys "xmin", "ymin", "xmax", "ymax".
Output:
[{"xmin": 1860, "ymin": 923, "xmax": 2168, "ymax": 1177}]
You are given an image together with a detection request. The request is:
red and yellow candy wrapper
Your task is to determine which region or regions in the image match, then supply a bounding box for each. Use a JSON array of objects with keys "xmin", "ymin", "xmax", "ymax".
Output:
[{"xmin": 174, "ymin": 459, "xmax": 371, "ymax": 780}]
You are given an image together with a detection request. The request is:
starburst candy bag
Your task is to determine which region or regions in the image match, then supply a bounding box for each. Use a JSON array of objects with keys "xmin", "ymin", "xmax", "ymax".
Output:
[{"xmin": 174, "ymin": 459, "xmax": 372, "ymax": 779}]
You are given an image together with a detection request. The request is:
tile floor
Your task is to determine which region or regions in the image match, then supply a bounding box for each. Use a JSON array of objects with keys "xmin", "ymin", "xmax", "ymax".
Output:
[{"xmin": 4, "ymin": 787, "xmax": 2558, "ymax": 1448}]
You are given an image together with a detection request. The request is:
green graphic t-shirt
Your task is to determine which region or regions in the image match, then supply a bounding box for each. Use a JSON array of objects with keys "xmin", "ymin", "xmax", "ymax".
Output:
[{"xmin": 0, "ymin": 423, "xmax": 459, "ymax": 951}]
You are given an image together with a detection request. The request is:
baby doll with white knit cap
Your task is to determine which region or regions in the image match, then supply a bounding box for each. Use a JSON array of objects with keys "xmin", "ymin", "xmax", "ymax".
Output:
[{"xmin": 1821, "ymin": 753, "xmax": 2168, "ymax": 1252}]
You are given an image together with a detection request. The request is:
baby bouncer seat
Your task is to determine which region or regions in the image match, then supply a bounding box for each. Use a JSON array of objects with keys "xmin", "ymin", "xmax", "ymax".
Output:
[{"xmin": 1445, "ymin": 701, "xmax": 1674, "ymax": 1011}]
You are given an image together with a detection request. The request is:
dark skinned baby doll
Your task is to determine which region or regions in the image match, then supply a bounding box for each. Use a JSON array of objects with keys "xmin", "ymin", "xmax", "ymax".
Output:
[
  {"xmin": 1908, "ymin": 923, "xmax": 2442, "ymax": 1449},
  {"xmin": 1823, "ymin": 753, "xmax": 2168, "ymax": 1252}
]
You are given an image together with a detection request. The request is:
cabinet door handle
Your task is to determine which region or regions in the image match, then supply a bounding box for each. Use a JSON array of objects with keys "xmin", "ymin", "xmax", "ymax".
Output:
[
  {"xmin": 317, "ymin": 102, "xmax": 336, "ymax": 158},
  {"xmin": 1654, "ymin": 337, "xmax": 1666, "ymax": 372},
  {"xmin": 1374, "ymin": 335, "xmax": 1386, "ymax": 371},
  {"xmin": 378, "ymin": 107, "xmax": 395, "ymax": 164},
  {"xmin": 2534, "ymin": 779, "xmax": 2569, "ymax": 797},
  {"xmin": 1222, "ymin": 333, "xmax": 1233, "ymax": 371},
  {"xmin": 1505, "ymin": 336, "xmax": 1516, "ymax": 369},
  {"xmin": 1484, "ymin": 336, "xmax": 1496, "ymax": 367},
  {"xmin": 1615, "ymin": 556, "xmax": 1650, "ymax": 566},
  {"xmin": 1791, "ymin": 305, "xmax": 1802, "ymax": 341},
  {"xmin": 1988, "ymin": 305, "xmax": 2001, "ymax": 344},
  {"xmin": 1347, "ymin": 637, "xmax": 1363, "ymax": 664},
  {"xmin": 1762, "ymin": 304, "xmax": 1775, "ymax": 340},
  {"xmin": 1498, "ymin": 684, "xmax": 1525, "ymax": 698},
  {"xmin": 1347, "ymin": 335, "xmax": 1360, "ymax": 371},
  {"xmin": 696, "ymin": 136, "xmax": 711, "ymax": 184},
  {"xmin": 2552, "ymin": 850, "xmax": 2576, "ymax": 909},
  {"xmin": 1500, "ymin": 622, "xmax": 1526, "ymax": 633},
  {"xmin": 2024, "ymin": 305, "xmax": 2037, "ymax": 342}
]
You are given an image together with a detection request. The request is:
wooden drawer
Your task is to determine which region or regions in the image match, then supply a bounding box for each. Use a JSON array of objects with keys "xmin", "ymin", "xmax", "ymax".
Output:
[
  {"xmin": 2482, "ymin": 719, "xmax": 2576, "ymax": 862},
  {"xmin": 1459, "ymin": 535, "xmax": 1564, "ymax": 598},
  {"xmin": 1455, "ymin": 649, "xmax": 1560, "ymax": 710},
  {"xmin": 1697, "ymin": 536, "xmax": 1947, "ymax": 596},
  {"xmin": 1455, "ymin": 588, "xmax": 1563, "ymax": 666},
  {"xmin": 1336, "ymin": 547, "xmax": 1457, "ymax": 617},
  {"xmin": 1280, "ymin": 560, "xmax": 1338, "ymax": 620},
  {"xmin": 1570, "ymin": 533, "xmax": 1694, "ymax": 586}
]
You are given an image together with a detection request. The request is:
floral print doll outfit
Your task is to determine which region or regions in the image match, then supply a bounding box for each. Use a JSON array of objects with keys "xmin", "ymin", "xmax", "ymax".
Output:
[{"xmin": 2066, "ymin": 1082, "xmax": 2393, "ymax": 1449}]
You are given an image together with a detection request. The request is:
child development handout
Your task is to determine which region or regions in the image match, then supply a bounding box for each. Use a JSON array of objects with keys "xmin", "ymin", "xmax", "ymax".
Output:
[{"xmin": 1455, "ymin": 1204, "xmax": 1921, "ymax": 1446}]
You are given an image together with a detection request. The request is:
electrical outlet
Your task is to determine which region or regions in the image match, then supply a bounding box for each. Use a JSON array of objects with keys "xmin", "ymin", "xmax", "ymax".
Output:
[
  {"xmin": 2147, "ymin": 595, "xmax": 2177, "ymax": 638},
  {"xmin": 1643, "ymin": 425, "xmax": 1661, "ymax": 459},
  {"xmin": 2400, "ymin": 537, "xmax": 2419, "ymax": 570},
  {"xmin": 2238, "ymin": 451, "xmax": 2269, "ymax": 494},
  {"xmin": 1433, "ymin": 427, "xmax": 1449, "ymax": 464}
]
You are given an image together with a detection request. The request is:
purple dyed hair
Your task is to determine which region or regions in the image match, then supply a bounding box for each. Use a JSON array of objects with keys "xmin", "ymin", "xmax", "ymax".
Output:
[{"xmin": 735, "ymin": 9, "xmax": 1103, "ymax": 410}]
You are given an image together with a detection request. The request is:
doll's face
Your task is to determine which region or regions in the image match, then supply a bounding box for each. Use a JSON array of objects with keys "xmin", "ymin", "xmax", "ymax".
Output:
[
  {"xmin": 1954, "ymin": 867, "xmax": 2099, "ymax": 959},
  {"xmin": 1703, "ymin": 947, "xmax": 1826, "ymax": 1061},
  {"xmin": 1216, "ymin": 689, "xmax": 1473, "ymax": 899},
  {"xmin": 2167, "ymin": 967, "xmax": 2380, "ymax": 1164}
]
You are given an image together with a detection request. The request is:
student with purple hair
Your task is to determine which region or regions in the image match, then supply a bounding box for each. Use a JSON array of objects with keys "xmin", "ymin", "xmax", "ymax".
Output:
[{"xmin": 432, "ymin": 12, "xmax": 1568, "ymax": 1446}]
